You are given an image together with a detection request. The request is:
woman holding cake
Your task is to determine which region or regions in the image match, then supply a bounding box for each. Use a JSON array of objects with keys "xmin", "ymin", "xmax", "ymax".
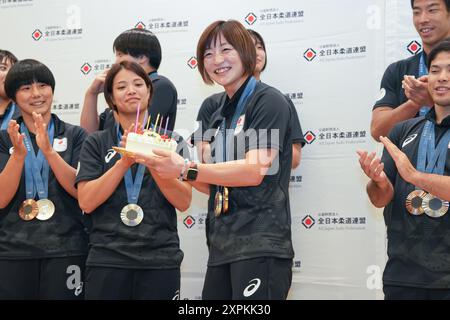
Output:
[
  {"xmin": 76, "ymin": 61, "xmax": 191, "ymax": 300},
  {"xmin": 134, "ymin": 20, "xmax": 295, "ymax": 300}
]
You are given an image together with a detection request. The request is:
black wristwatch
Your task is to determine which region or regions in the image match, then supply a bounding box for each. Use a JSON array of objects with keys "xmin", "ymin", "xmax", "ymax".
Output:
[{"xmin": 185, "ymin": 162, "xmax": 198, "ymax": 181}]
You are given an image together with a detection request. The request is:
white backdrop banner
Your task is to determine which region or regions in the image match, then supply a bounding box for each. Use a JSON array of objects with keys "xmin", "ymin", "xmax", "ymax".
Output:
[{"xmin": 0, "ymin": 0, "xmax": 418, "ymax": 299}]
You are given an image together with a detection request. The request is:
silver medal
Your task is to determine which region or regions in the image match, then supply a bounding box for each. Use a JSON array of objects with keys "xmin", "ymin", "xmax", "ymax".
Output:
[
  {"xmin": 36, "ymin": 199, "xmax": 55, "ymax": 221},
  {"xmin": 120, "ymin": 204, "xmax": 144, "ymax": 227}
]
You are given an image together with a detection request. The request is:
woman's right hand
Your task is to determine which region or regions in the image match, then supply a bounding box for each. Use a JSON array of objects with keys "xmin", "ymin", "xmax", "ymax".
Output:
[
  {"xmin": 7, "ymin": 120, "xmax": 27, "ymax": 159},
  {"xmin": 87, "ymin": 70, "xmax": 108, "ymax": 95}
]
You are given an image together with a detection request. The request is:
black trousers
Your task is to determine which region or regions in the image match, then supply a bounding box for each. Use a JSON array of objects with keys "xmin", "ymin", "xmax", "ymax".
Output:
[
  {"xmin": 384, "ymin": 285, "xmax": 450, "ymax": 300},
  {"xmin": 85, "ymin": 266, "xmax": 180, "ymax": 300},
  {"xmin": 0, "ymin": 256, "xmax": 86, "ymax": 299},
  {"xmin": 202, "ymin": 257, "xmax": 292, "ymax": 300}
]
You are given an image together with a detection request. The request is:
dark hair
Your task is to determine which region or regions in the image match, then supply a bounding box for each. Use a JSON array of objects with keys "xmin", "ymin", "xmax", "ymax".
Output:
[
  {"xmin": 0, "ymin": 49, "xmax": 18, "ymax": 66},
  {"xmin": 5, "ymin": 59, "xmax": 55, "ymax": 101},
  {"xmin": 196, "ymin": 20, "xmax": 256, "ymax": 85},
  {"xmin": 427, "ymin": 38, "xmax": 450, "ymax": 68},
  {"xmin": 104, "ymin": 60, "xmax": 153, "ymax": 113},
  {"xmin": 247, "ymin": 29, "xmax": 267, "ymax": 72},
  {"xmin": 411, "ymin": 0, "xmax": 450, "ymax": 11},
  {"xmin": 113, "ymin": 28, "xmax": 162, "ymax": 70}
]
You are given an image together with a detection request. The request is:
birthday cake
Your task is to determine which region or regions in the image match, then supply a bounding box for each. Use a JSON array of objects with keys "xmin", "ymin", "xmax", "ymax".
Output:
[{"xmin": 126, "ymin": 130, "xmax": 177, "ymax": 155}]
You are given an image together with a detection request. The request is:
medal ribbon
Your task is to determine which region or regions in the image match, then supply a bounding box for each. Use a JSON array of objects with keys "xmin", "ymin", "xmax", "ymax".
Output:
[
  {"xmin": 418, "ymin": 52, "xmax": 431, "ymax": 116},
  {"xmin": 117, "ymin": 125, "xmax": 145, "ymax": 205},
  {"xmin": 214, "ymin": 77, "xmax": 257, "ymax": 199},
  {"xmin": 1, "ymin": 103, "xmax": 16, "ymax": 130},
  {"xmin": 21, "ymin": 119, "xmax": 55, "ymax": 200},
  {"xmin": 217, "ymin": 76, "xmax": 257, "ymax": 163},
  {"xmin": 417, "ymin": 120, "xmax": 450, "ymax": 175},
  {"xmin": 149, "ymin": 71, "xmax": 158, "ymax": 81}
]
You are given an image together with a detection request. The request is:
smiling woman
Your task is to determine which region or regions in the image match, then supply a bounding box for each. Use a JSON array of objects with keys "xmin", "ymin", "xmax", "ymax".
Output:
[
  {"xmin": 132, "ymin": 20, "xmax": 296, "ymax": 300},
  {"xmin": 75, "ymin": 60, "xmax": 192, "ymax": 300},
  {"xmin": 0, "ymin": 59, "xmax": 88, "ymax": 299}
]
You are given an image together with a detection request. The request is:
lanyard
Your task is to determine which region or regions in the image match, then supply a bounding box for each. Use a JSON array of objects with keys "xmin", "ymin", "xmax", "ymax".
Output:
[
  {"xmin": 0, "ymin": 103, "xmax": 16, "ymax": 130},
  {"xmin": 117, "ymin": 125, "xmax": 145, "ymax": 204},
  {"xmin": 418, "ymin": 52, "xmax": 431, "ymax": 116},
  {"xmin": 416, "ymin": 120, "xmax": 450, "ymax": 175},
  {"xmin": 21, "ymin": 119, "xmax": 55, "ymax": 200},
  {"xmin": 149, "ymin": 72, "xmax": 158, "ymax": 81},
  {"xmin": 217, "ymin": 77, "xmax": 257, "ymax": 163}
]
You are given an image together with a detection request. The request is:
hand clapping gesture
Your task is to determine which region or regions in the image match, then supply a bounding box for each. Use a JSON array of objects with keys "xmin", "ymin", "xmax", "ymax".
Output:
[
  {"xmin": 33, "ymin": 112, "xmax": 53, "ymax": 156},
  {"xmin": 7, "ymin": 120, "xmax": 27, "ymax": 159}
]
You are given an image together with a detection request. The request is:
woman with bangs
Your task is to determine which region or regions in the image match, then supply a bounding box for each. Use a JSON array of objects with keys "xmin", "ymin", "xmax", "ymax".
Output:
[
  {"xmin": 192, "ymin": 29, "xmax": 305, "ymax": 169},
  {"xmin": 134, "ymin": 20, "xmax": 295, "ymax": 300},
  {"xmin": 0, "ymin": 59, "xmax": 88, "ymax": 299},
  {"xmin": 76, "ymin": 60, "xmax": 191, "ymax": 300}
]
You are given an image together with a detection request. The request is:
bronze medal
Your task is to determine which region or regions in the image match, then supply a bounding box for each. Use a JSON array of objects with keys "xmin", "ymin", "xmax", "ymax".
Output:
[
  {"xmin": 214, "ymin": 191, "xmax": 223, "ymax": 217},
  {"xmin": 120, "ymin": 204, "xmax": 144, "ymax": 227},
  {"xmin": 405, "ymin": 190, "xmax": 427, "ymax": 216},
  {"xmin": 19, "ymin": 199, "xmax": 39, "ymax": 221},
  {"xmin": 422, "ymin": 193, "xmax": 449, "ymax": 218}
]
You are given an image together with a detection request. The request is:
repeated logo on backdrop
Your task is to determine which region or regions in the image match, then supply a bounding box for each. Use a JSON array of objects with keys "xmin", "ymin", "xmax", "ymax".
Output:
[
  {"xmin": 407, "ymin": 40, "xmax": 421, "ymax": 55},
  {"xmin": 31, "ymin": 26, "xmax": 83, "ymax": 42},
  {"xmin": 244, "ymin": 8, "xmax": 304, "ymax": 26},
  {"xmin": 0, "ymin": 0, "xmax": 33, "ymax": 8},
  {"xmin": 284, "ymin": 91, "xmax": 303, "ymax": 106},
  {"xmin": 296, "ymin": 213, "xmax": 367, "ymax": 231},
  {"xmin": 80, "ymin": 59, "xmax": 113, "ymax": 76},
  {"xmin": 52, "ymin": 100, "xmax": 81, "ymax": 115},
  {"xmin": 135, "ymin": 17, "xmax": 189, "ymax": 34},
  {"xmin": 182, "ymin": 213, "xmax": 207, "ymax": 230},
  {"xmin": 303, "ymin": 43, "xmax": 367, "ymax": 63},
  {"xmin": 187, "ymin": 57, "xmax": 198, "ymax": 69},
  {"xmin": 303, "ymin": 127, "xmax": 367, "ymax": 146}
]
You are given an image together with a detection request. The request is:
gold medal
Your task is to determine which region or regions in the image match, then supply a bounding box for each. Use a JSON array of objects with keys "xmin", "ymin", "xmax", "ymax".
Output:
[
  {"xmin": 120, "ymin": 204, "xmax": 144, "ymax": 227},
  {"xmin": 214, "ymin": 191, "xmax": 223, "ymax": 217},
  {"xmin": 19, "ymin": 199, "xmax": 39, "ymax": 221},
  {"xmin": 422, "ymin": 193, "xmax": 449, "ymax": 218},
  {"xmin": 223, "ymin": 187, "xmax": 229, "ymax": 213},
  {"xmin": 405, "ymin": 190, "xmax": 427, "ymax": 216},
  {"xmin": 36, "ymin": 199, "xmax": 55, "ymax": 221}
]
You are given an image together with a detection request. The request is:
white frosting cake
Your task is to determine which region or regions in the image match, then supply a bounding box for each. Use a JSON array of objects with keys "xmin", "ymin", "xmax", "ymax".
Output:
[{"xmin": 126, "ymin": 131, "xmax": 177, "ymax": 155}]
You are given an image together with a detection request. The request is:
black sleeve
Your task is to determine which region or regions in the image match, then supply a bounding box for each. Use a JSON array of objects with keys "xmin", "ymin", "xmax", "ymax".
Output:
[
  {"xmin": 75, "ymin": 134, "xmax": 104, "ymax": 185},
  {"xmin": 70, "ymin": 127, "xmax": 88, "ymax": 168},
  {"xmin": 0, "ymin": 132, "xmax": 12, "ymax": 172},
  {"xmin": 373, "ymin": 62, "xmax": 402, "ymax": 110},
  {"xmin": 245, "ymin": 90, "xmax": 290, "ymax": 153},
  {"xmin": 168, "ymin": 86, "xmax": 178, "ymax": 132},
  {"xmin": 150, "ymin": 80, "xmax": 178, "ymax": 132},
  {"xmin": 99, "ymin": 109, "xmax": 115, "ymax": 131},
  {"xmin": 286, "ymin": 98, "xmax": 306, "ymax": 146},
  {"xmin": 380, "ymin": 122, "xmax": 404, "ymax": 186}
]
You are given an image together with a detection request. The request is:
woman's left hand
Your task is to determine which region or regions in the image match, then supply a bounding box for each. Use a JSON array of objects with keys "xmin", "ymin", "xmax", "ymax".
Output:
[{"xmin": 33, "ymin": 112, "xmax": 53, "ymax": 156}]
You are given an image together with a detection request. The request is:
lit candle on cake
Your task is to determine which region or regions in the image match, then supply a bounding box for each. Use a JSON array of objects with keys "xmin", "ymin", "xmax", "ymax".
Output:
[
  {"xmin": 154, "ymin": 114, "xmax": 160, "ymax": 132},
  {"xmin": 159, "ymin": 116, "xmax": 163, "ymax": 134},
  {"xmin": 145, "ymin": 114, "xmax": 152, "ymax": 131},
  {"xmin": 142, "ymin": 109, "xmax": 148, "ymax": 131},
  {"xmin": 164, "ymin": 117, "xmax": 169, "ymax": 137}
]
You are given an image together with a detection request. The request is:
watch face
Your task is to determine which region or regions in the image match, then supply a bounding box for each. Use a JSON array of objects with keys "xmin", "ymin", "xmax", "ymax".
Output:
[{"xmin": 187, "ymin": 168, "xmax": 198, "ymax": 181}]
